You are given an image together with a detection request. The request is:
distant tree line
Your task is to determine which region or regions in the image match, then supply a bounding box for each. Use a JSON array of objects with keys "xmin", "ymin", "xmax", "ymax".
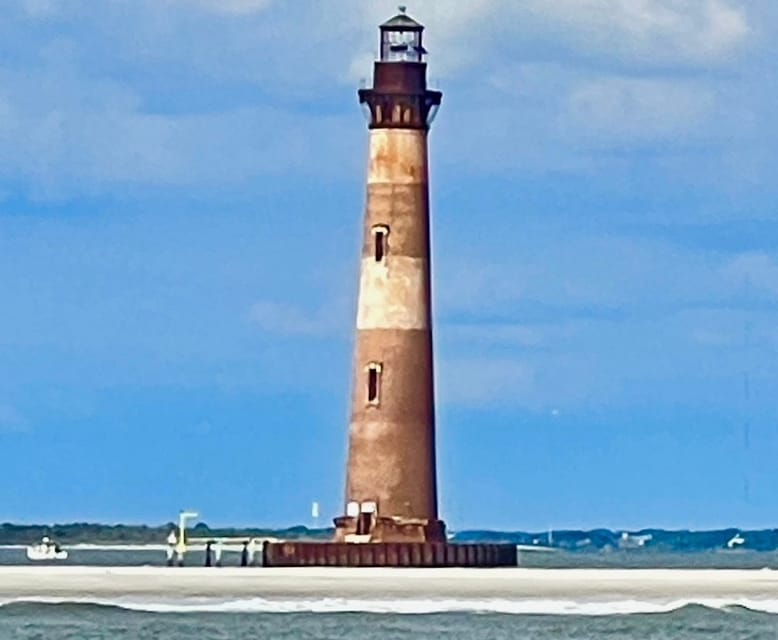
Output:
[
  {"xmin": 3, "ymin": 523, "xmax": 778, "ymax": 551},
  {"xmin": 453, "ymin": 528, "xmax": 778, "ymax": 551},
  {"xmin": 0, "ymin": 522, "xmax": 334, "ymax": 545}
]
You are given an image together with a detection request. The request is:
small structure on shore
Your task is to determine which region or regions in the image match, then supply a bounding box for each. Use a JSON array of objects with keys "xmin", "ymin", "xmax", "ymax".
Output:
[{"xmin": 163, "ymin": 510, "xmax": 269, "ymax": 567}]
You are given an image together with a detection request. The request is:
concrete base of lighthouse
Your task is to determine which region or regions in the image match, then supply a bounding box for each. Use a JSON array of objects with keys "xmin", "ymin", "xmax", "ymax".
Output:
[
  {"xmin": 333, "ymin": 514, "xmax": 446, "ymax": 544},
  {"xmin": 264, "ymin": 512, "xmax": 517, "ymax": 567},
  {"xmin": 262, "ymin": 541, "xmax": 518, "ymax": 568}
]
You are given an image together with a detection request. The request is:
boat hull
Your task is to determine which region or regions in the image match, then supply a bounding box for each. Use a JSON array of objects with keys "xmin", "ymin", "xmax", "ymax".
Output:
[{"xmin": 26, "ymin": 547, "xmax": 68, "ymax": 561}]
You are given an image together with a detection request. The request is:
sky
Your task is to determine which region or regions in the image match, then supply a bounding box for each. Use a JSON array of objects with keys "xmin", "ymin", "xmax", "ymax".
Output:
[{"xmin": 1, "ymin": 0, "xmax": 778, "ymax": 531}]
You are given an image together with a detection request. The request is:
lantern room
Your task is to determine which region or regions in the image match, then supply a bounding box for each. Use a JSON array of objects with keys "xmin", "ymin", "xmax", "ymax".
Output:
[
  {"xmin": 379, "ymin": 7, "xmax": 427, "ymax": 63},
  {"xmin": 359, "ymin": 7, "xmax": 441, "ymax": 130}
]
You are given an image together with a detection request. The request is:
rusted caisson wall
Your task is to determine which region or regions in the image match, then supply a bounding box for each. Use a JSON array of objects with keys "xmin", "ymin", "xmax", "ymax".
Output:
[
  {"xmin": 264, "ymin": 542, "xmax": 518, "ymax": 568},
  {"xmin": 335, "ymin": 12, "xmax": 446, "ymax": 544}
]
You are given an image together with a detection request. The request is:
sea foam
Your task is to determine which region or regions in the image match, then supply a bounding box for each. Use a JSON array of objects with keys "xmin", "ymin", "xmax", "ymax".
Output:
[{"xmin": 3, "ymin": 596, "xmax": 778, "ymax": 616}]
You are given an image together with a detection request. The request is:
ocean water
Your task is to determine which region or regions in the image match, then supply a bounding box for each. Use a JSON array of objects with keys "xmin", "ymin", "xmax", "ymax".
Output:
[
  {"xmin": 2, "ymin": 548, "xmax": 778, "ymax": 639},
  {"xmin": 2, "ymin": 601, "xmax": 778, "ymax": 640}
]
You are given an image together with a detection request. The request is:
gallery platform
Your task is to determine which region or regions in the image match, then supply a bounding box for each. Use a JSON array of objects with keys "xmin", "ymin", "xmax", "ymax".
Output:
[{"xmin": 262, "ymin": 542, "xmax": 517, "ymax": 568}]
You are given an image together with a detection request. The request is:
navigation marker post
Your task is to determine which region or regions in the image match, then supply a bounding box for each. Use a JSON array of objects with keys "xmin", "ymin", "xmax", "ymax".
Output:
[{"xmin": 175, "ymin": 510, "xmax": 199, "ymax": 565}]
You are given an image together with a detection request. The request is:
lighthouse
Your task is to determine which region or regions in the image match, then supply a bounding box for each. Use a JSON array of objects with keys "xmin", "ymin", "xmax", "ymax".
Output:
[
  {"xmin": 262, "ymin": 10, "xmax": 517, "ymax": 566},
  {"xmin": 333, "ymin": 8, "xmax": 444, "ymax": 544}
]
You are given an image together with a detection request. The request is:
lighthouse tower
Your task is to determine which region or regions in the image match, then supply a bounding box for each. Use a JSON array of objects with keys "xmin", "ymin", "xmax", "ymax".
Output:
[
  {"xmin": 334, "ymin": 9, "xmax": 445, "ymax": 544},
  {"xmin": 261, "ymin": 10, "xmax": 517, "ymax": 566}
]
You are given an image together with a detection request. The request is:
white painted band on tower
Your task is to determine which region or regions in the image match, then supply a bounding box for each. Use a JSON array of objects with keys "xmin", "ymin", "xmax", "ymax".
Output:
[{"xmin": 356, "ymin": 256, "xmax": 429, "ymax": 330}]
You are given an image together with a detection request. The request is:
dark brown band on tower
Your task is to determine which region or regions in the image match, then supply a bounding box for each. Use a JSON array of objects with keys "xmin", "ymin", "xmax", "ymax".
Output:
[
  {"xmin": 359, "ymin": 63, "xmax": 441, "ymax": 130},
  {"xmin": 362, "ymin": 184, "xmax": 431, "ymax": 259}
]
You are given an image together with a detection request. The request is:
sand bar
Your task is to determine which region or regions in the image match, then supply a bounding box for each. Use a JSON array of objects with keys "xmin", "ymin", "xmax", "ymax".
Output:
[{"xmin": 1, "ymin": 567, "xmax": 778, "ymax": 600}]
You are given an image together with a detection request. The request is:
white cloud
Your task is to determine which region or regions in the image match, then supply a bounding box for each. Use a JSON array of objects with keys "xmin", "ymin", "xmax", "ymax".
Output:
[
  {"xmin": 21, "ymin": 0, "xmax": 58, "ymax": 17},
  {"xmin": 431, "ymin": 234, "xmax": 778, "ymax": 410},
  {"xmin": 684, "ymin": 308, "xmax": 778, "ymax": 354},
  {"xmin": 0, "ymin": 59, "xmax": 357, "ymax": 196},
  {"xmin": 564, "ymin": 77, "xmax": 716, "ymax": 143},
  {"xmin": 249, "ymin": 300, "xmax": 346, "ymax": 338},
  {"xmin": 0, "ymin": 0, "xmax": 767, "ymax": 193},
  {"xmin": 0, "ymin": 404, "xmax": 28, "ymax": 433},
  {"xmin": 526, "ymin": 0, "xmax": 750, "ymax": 64},
  {"xmin": 438, "ymin": 233, "xmax": 726, "ymax": 318},
  {"xmin": 440, "ymin": 357, "xmax": 536, "ymax": 408},
  {"xmin": 444, "ymin": 323, "xmax": 546, "ymax": 348},
  {"xmin": 168, "ymin": 0, "xmax": 273, "ymax": 14},
  {"xmin": 348, "ymin": 0, "xmax": 750, "ymax": 80},
  {"xmin": 722, "ymin": 252, "xmax": 778, "ymax": 298}
]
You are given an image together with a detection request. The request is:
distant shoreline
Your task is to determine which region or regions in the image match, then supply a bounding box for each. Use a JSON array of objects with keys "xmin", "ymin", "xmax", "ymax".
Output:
[{"xmin": 2, "ymin": 523, "xmax": 778, "ymax": 552}]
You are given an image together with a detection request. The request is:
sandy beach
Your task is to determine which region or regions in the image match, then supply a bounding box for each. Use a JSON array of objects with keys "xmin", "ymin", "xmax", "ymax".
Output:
[{"xmin": 1, "ymin": 567, "xmax": 778, "ymax": 601}]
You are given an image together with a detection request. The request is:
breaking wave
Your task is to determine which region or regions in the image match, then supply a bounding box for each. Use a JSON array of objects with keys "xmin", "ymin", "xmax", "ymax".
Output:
[{"xmin": 3, "ymin": 597, "xmax": 778, "ymax": 616}]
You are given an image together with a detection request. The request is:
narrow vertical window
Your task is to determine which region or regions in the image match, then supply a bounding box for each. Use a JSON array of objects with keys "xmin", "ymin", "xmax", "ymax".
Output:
[
  {"xmin": 367, "ymin": 369, "xmax": 378, "ymax": 402},
  {"xmin": 372, "ymin": 225, "xmax": 388, "ymax": 262},
  {"xmin": 366, "ymin": 363, "xmax": 382, "ymax": 405}
]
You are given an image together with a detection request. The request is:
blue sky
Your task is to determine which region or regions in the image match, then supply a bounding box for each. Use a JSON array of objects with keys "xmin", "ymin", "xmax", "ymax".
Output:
[{"xmin": 1, "ymin": 0, "xmax": 778, "ymax": 531}]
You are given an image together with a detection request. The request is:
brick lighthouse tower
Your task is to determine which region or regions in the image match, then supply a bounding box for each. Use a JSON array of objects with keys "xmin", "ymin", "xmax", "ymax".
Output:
[
  {"xmin": 262, "ymin": 10, "xmax": 517, "ymax": 567},
  {"xmin": 333, "ymin": 8, "xmax": 444, "ymax": 545}
]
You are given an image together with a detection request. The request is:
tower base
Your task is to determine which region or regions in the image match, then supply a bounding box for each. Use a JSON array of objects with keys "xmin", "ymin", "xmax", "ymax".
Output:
[
  {"xmin": 333, "ymin": 515, "xmax": 446, "ymax": 544},
  {"xmin": 262, "ymin": 542, "xmax": 517, "ymax": 568}
]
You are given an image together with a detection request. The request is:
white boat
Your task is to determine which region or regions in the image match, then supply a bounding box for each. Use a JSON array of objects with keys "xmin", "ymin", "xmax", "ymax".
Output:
[
  {"xmin": 726, "ymin": 533, "xmax": 745, "ymax": 549},
  {"xmin": 618, "ymin": 532, "xmax": 653, "ymax": 549},
  {"xmin": 26, "ymin": 536, "xmax": 68, "ymax": 561}
]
